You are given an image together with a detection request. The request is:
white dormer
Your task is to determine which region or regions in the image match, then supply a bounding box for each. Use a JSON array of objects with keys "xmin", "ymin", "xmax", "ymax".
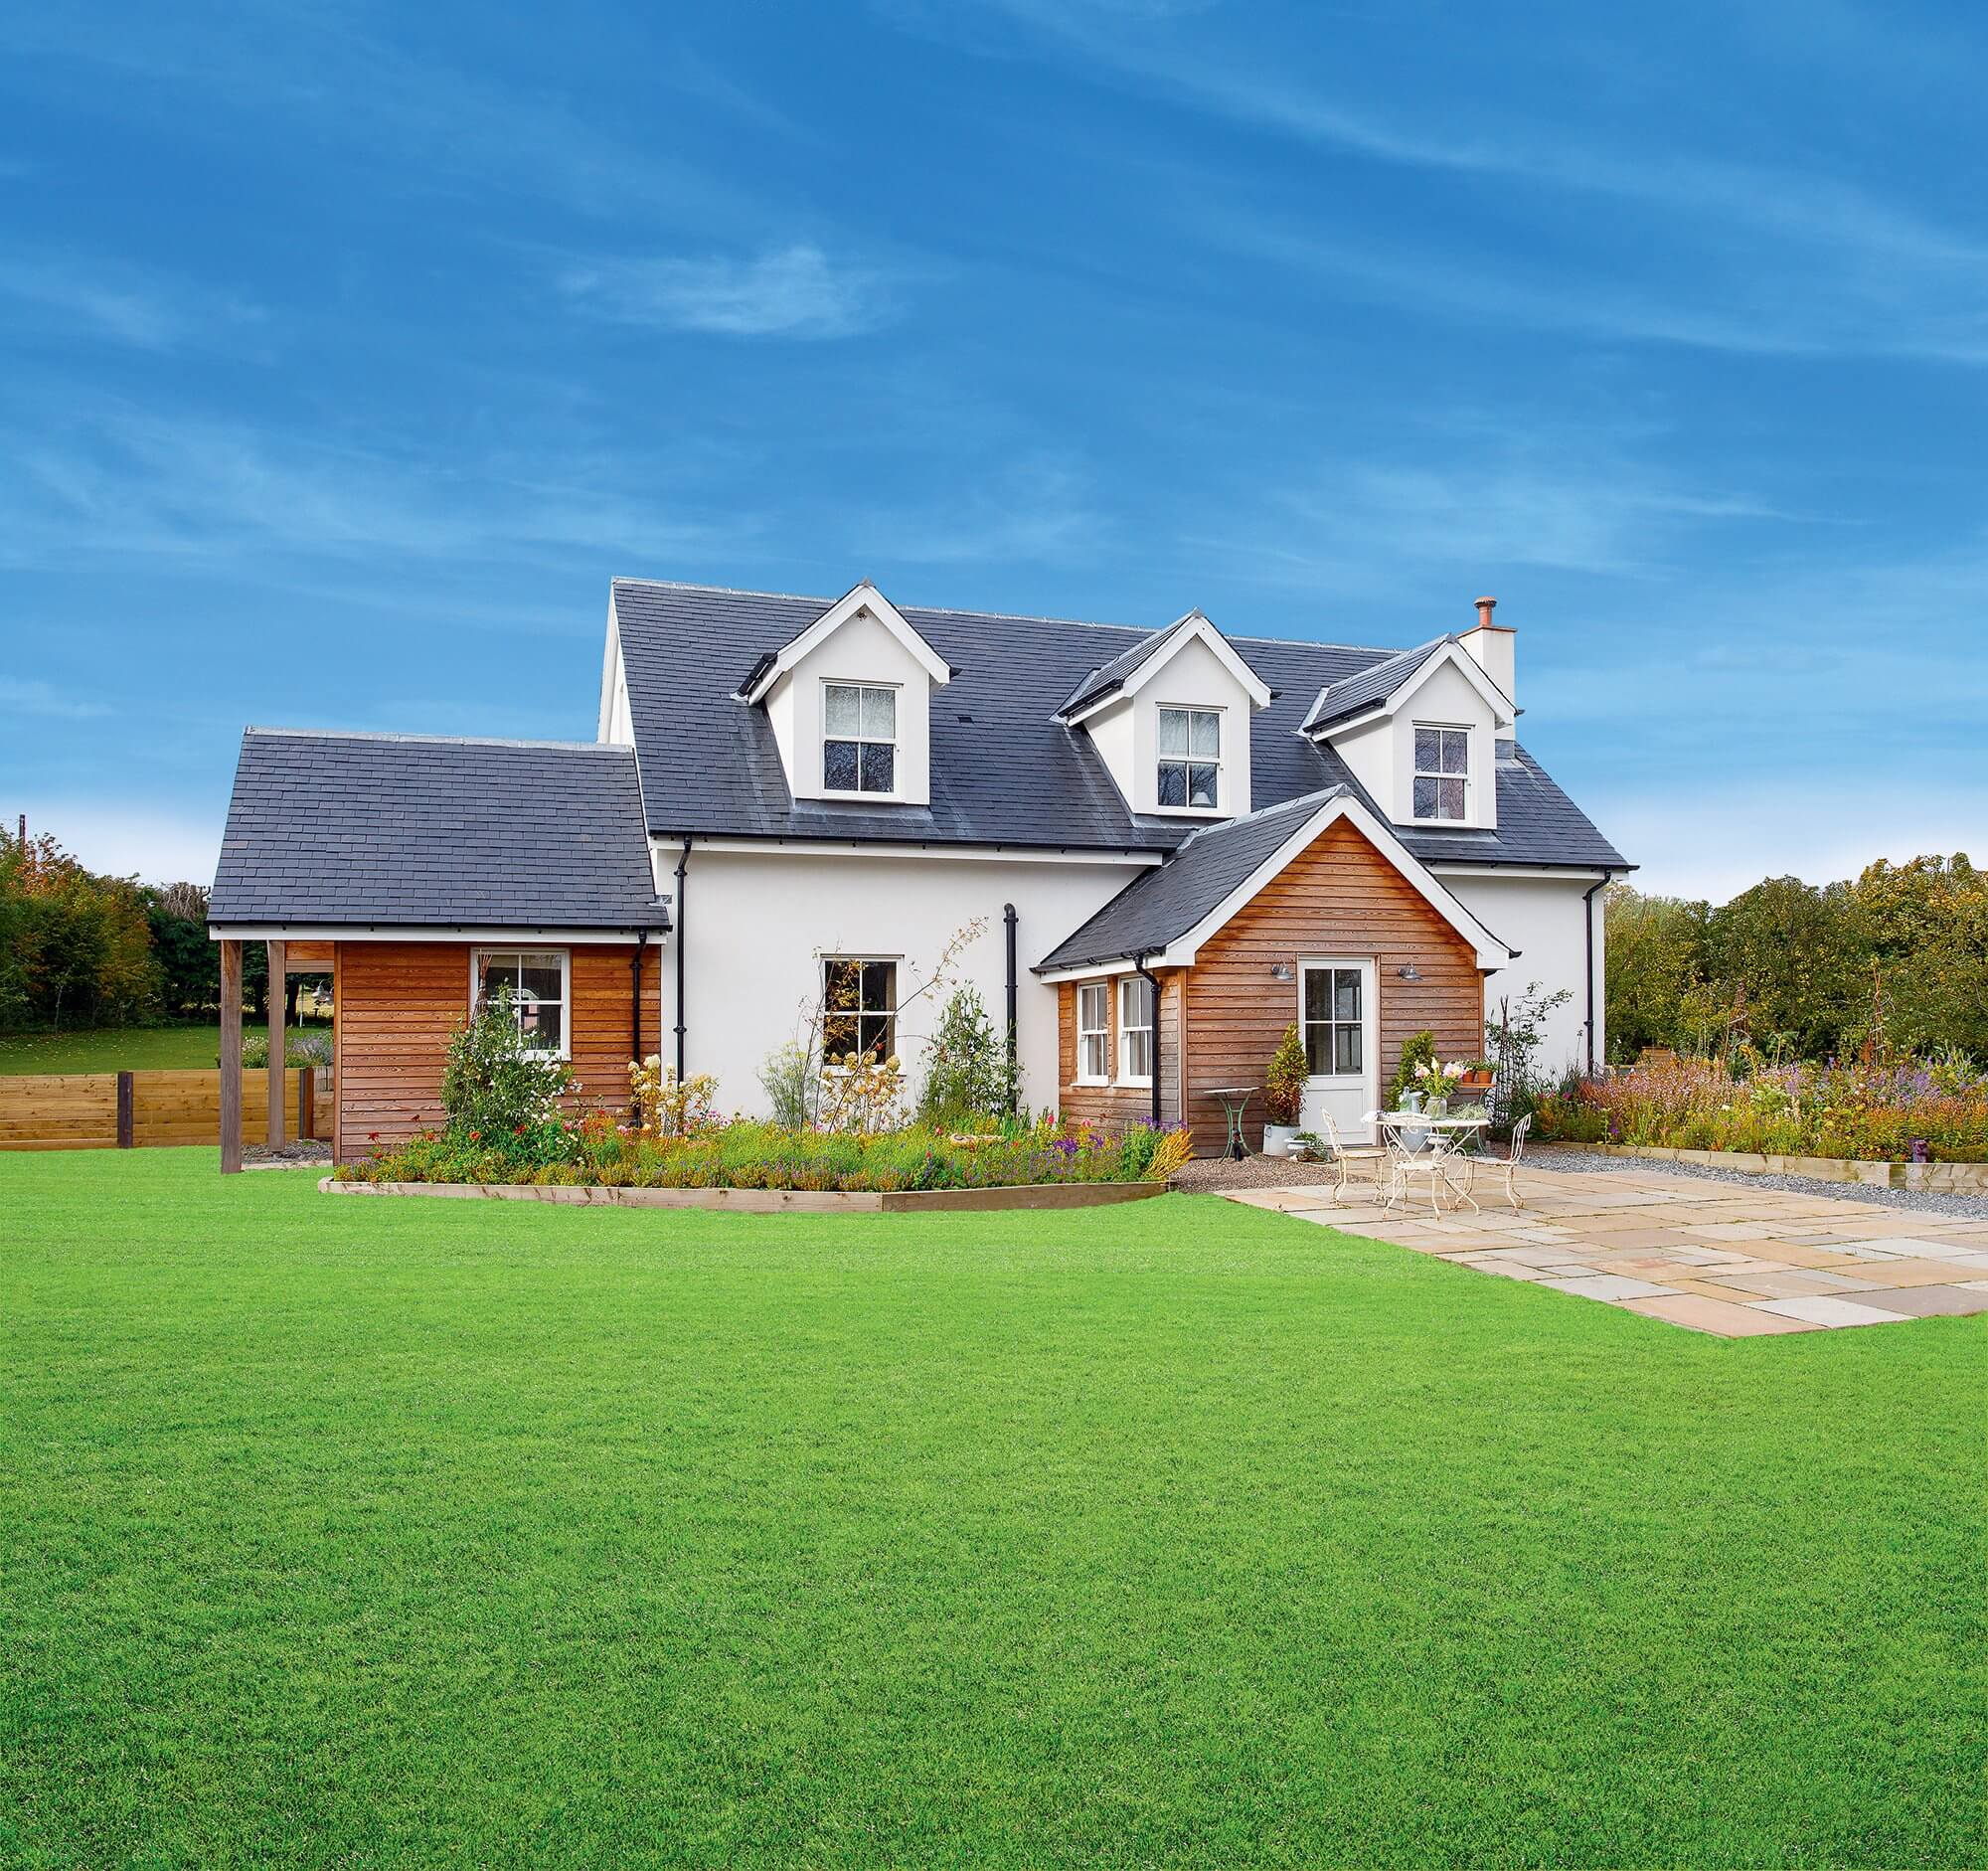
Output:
[
  {"xmin": 741, "ymin": 582, "xmax": 951, "ymax": 806},
  {"xmin": 1303, "ymin": 605, "xmax": 1517, "ymax": 832},
  {"xmin": 1060, "ymin": 611, "xmax": 1273, "ymax": 819}
]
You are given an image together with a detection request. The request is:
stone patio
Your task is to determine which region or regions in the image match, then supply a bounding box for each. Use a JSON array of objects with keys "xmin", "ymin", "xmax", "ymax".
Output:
[{"xmin": 1223, "ymin": 1162, "xmax": 1988, "ymax": 1336}]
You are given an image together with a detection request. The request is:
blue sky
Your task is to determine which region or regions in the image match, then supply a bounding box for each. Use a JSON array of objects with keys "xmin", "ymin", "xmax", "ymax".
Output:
[{"xmin": 4, "ymin": 0, "xmax": 1984, "ymax": 899}]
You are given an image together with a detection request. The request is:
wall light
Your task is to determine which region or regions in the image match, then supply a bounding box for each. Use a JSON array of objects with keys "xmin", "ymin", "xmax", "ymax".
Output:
[
  {"xmin": 1397, "ymin": 964, "xmax": 1422, "ymax": 982},
  {"xmin": 1269, "ymin": 960, "xmax": 1295, "ymax": 982}
]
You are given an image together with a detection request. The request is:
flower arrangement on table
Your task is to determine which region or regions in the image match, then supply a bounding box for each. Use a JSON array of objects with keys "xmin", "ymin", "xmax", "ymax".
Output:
[{"xmin": 1412, "ymin": 1058, "xmax": 1473, "ymax": 1103}]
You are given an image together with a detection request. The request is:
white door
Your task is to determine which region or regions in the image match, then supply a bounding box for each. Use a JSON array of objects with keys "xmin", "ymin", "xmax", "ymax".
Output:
[{"xmin": 1298, "ymin": 959, "xmax": 1378, "ymax": 1142}]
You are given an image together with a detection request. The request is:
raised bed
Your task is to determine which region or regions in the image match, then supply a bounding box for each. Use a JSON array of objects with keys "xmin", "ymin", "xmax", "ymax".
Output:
[
  {"xmin": 1549, "ymin": 1140, "xmax": 1988, "ymax": 1194},
  {"xmin": 319, "ymin": 1177, "xmax": 1166, "ymax": 1215}
]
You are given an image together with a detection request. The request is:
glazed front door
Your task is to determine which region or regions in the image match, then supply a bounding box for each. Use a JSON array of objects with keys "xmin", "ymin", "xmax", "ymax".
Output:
[{"xmin": 1298, "ymin": 960, "xmax": 1377, "ymax": 1142}]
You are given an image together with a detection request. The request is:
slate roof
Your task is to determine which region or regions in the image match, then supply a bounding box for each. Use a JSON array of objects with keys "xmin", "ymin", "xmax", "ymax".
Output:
[
  {"xmin": 210, "ymin": 730, "xmax": 670, "ymax": 930},
  {"xmin": 1035, "ymin": 790, "xmax": 1350, "ymax": 972},
  {"xmin": 1300, "ymin": 635, "xmax": 1448, "ymax": 732},
  {"xmin": 1057, "ymin": 610, "xmax": 1226, "ymax": 718},
  {"xmin": 613, "ymin": 580, "xmax": 1627, "ymax": 870}
]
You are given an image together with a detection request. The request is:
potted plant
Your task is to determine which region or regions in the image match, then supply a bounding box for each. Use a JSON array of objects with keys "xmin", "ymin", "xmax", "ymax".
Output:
[{"xmin": 1262, "ymin": 1023, "xmax": 1307, "ymax": 1156}]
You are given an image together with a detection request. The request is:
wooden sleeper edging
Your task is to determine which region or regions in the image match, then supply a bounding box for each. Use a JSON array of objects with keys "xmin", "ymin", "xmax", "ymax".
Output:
[
  {"xmin": 1548, "ymin": 1140, "xmax": 1988, "ymax": 1193},
  {"xmin": 317, "ymin": 1177, "xmax": 1166, "ymax": 1215}
]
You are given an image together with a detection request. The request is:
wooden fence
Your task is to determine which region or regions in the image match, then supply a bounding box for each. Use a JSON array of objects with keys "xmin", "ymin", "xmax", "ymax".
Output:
[{"xmin": 0, "ymin": 1068, "xmax": 330, "ymax": 1151}]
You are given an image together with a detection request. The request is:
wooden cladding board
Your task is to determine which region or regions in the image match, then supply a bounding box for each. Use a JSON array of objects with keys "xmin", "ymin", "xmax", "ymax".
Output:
[
  {"xmin": 333, "ymin": 940, "xmax": 663, "ymax": 1163},
  {"xmin": 0, "ymin": 1069, "xmax": 315, "ymax": 1150},
  {"xmin": 285, "ymin": 939, "xmax": 334, "ymax": 968},
  {"xmin": 1056, "ymin": 971, "xmax": 1184, "ymax": 1132},
  {"xmin": 1180, "ymin": 817, "xmax": 1482, "ymax": 1156}
]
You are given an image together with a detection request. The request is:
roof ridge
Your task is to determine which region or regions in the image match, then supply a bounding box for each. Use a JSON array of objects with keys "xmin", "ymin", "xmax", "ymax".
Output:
[
  {"xmin": 613, "ymin": 578, "xmax": 1413, "ymax": 658},
  {"xmin": 1171, "ymin": 784, "xmax": 1349, "ymax": 851},
  {"xmin": 245, "ymin": 727, "xmax": 629, "ymax": 755}
]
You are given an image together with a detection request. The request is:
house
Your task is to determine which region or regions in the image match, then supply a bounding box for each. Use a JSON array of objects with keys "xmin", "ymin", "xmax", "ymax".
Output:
[{"xmin": 209, "ymin": 580, "xmax": 1628, "ymax": 1163}]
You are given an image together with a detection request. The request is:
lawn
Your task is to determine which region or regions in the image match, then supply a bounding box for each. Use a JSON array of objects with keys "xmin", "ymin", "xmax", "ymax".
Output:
[
  {"xmin": 0, "ymin": 1020, "xmax": 330, "ymax": 1075},
  {"xmin": 2, "ymin": 1152, "xmax": 1982, "ymax": 1868}
]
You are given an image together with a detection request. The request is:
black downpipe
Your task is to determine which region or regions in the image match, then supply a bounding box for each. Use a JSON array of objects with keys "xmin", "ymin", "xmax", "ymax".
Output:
[
  {"xmin": 1581, "ymin": 874, "xmax": 1609, "ymax": 1076},
  {"xmin": 1003, "ymin": 903, "xmax": 1019, "ymax": 1116},
  {"xmin": 630, "ymin": 931, "xmax": 647, "ymax": 1119},
  {"xmin": 1133, "ymin": 952, "xmax": 1163, "ymax": 1130},
  {"xmin": 674, "ymin": 839, "xmax": 691, "ymax": 1080}
]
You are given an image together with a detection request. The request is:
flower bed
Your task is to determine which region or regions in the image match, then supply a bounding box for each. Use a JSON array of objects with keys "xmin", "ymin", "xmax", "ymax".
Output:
[
  {"xmin": 338, "ymin": 1113, "xmax": 1194, "ymax": 1194},
  {"xmin": 1534, "ymin": 1055, "xmax": 1988, "ymax": 1163}
]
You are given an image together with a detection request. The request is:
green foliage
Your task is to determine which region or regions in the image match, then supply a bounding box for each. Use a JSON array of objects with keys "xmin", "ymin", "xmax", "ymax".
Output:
[
  {"xmin": 1388, "ymin": 1029, "xmax": 1437, "ymax": 1107},
  {"xmin": 350, "ymin": 1111, "xmax": 1191, "ymax": 1191},
  {"xmin": 239, "ymin": 1031, "xmax": 333, "ymax": 1070},
  {"xmin": 758, "ymin": 1038, "xmax": 819, "ymax": 1129},
  {"xmin": 1606, "ymin": 857, "xmax": 1988, "ymax": 1065},
  {"xmin": 0, "ymin": 825, "xmax": 161, "ymax": 1032},
  {"xmin": 1263, "ymin": 1023, "xmax": 1308, "ymax": 1126},
  {"xmin": 436, "ymin": 989, "xmax": 578, "ymax": 1141},
  {"xmin": 916, "ymin": 985, "xmax": 1010, "ymax": 1127}
]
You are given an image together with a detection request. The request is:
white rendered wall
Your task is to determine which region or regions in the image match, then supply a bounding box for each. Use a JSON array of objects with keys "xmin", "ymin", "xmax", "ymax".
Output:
[
  {"xmin": 1441, "ymin": 871, "xmax": 1605, "ymax": 1078},
  {"xmin": 662, "ymin": 847, "xmax": 1147, "ymax": 1115}
]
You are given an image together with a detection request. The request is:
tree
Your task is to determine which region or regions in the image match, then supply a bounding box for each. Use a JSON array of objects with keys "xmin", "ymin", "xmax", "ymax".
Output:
[{"xmin": 1604, "ymin": 886, "xmax": 1710, "ymax": 1059}]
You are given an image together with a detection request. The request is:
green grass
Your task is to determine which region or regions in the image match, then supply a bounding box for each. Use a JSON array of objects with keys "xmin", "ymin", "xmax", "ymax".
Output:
[
  {"xmin": 0, "ymin": 1021, "xmax": 330, "ymax": 1074},
  {"xmin": 2, "ymin": 1151, "xmax": 1982, "ymax": 1868}
]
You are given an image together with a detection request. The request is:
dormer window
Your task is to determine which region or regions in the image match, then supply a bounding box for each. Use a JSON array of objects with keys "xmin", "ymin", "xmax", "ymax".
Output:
[
  {"xmin": 1412, "ymin": 725, "xmax": 1470, "ymax": 821},
  {"xmin": 824, "ymin": 682, "xmax": 897, "ymax": 794},
  {"xmin": 1157, "ymin": 707, "xmax": 1221, "ymax": 809}
]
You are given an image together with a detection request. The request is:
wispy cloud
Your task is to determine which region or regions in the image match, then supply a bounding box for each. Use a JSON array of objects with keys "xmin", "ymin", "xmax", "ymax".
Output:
[
  {"xmin": 0, "ymin": 677, "xmax": 110, "ymax": 720},
  {"xmin": 560, "ymin": 245, "xmax": 901, "ymax": 339},
  {"xmin": 0, "ymin": 253, "xmax": 265, "ymax": 352}
]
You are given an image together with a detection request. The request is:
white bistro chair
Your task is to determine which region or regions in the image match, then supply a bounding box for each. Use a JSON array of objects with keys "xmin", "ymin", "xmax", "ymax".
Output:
[
  {"xmin": 1465, "ymin": 1111, "xmax": 1532, "ymax": 1212},
  {"xmin": 1313, "ymin": 1110, "xmax": 1389, "ymax": 1204},
  {"xmin": 1380, "ymin": 1114, "xmax": 1477, "ymax": 1220}
]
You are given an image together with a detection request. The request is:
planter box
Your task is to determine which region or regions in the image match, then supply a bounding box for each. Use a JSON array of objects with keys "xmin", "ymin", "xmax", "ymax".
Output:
[
  {"xmin": 319, "ymin": 1177, "xmax": 1166, "ymax": 1215},
  {"xmin": 1546, "ymin": 1140, "xmax": 1988, "ymax": 1194},
  {"xmin": 1262, "ymin": 1124, "xmax": 1301, "ymax": 1158}
]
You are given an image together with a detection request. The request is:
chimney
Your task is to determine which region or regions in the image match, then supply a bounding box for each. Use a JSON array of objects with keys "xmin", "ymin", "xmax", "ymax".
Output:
[{"xmin": 1459, "ymin": 593, "xmax": 1515, "ymax": 714}]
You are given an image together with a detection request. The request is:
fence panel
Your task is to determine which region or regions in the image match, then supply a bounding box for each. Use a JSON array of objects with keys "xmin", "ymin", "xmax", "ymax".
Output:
[{"xmin": 0, "ymin": 1069, "xmax": 323, "ymax": 1150}]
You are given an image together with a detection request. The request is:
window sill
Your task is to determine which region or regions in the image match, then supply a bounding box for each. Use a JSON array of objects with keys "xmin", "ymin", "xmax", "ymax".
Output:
[
  {"xmin": 1149, "ymin": 805, "xmax": 1227, "ymax": 820},
  {"xmin": 1074, "ymin": 1076, "xmax": 1111, "ymax": 1089},
  {"xmin": 1117, "ymin": 1076, "xmax": 1153, "ymax": 1090}
]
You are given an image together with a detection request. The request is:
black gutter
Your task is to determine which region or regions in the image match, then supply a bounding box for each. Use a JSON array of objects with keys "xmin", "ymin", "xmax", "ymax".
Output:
[
  {"xmin": 1581, "ymin": 873, "xmax": 1612, "ymax": 1076},
  {"xmin": 1133, "ymin": 951, "xmax": 1163, "ymax": 1130},
  {"xmin": 1003, "ymin": 903, "xmax": 1019, "ymax": 1117},
  {"xmin": 674, "ymin": 838, "xmax": 691, "ymax": 1080}
]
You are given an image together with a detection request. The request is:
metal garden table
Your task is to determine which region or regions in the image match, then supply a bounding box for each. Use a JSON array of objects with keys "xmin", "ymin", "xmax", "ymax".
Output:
[{"xmin": 1200, "ymin": 1086, "xmax": 1258, "ymax": 1162}]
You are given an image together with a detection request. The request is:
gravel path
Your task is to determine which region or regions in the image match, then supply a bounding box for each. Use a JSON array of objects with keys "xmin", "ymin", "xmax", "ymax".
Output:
[{"xmin": 1523, "ymin": 1144, "xmax": 1988, "ymax": 1222}]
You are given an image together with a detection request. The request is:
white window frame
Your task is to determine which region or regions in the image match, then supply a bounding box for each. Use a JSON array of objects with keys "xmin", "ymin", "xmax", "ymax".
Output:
[
  {"xmin": 1076, "ymin": 981, "xmax": 1111, "ymax": 1085},
  {"xmin": 820, "ymin": 954, "xmax": 899, "ymax": 1067},
  {"xmin": 1117, "ymin": 975, "xmax": 1154, "ymax": 1086},
  {"xmin": 821, "ymin": 680, "xmax": 901, "ymax": 797},
  {"xmin": 1411, "ymin": 723, "xmax": 1471, "ymax": 823},
  {"xmin": 469, "ymin": 946, "xmax": 573, "ymax": 1060},
  {"xmin": 1156, "ymin": 705, "xmax": 1223, "ymax": 814}
]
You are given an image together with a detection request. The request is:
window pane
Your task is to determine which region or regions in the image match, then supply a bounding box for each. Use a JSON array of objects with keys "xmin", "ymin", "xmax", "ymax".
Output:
[
  {"xmin": 824, "ymin": 740, "xmax": 860, "ymax": 789},
  {"xmin": 1126, "ymin": 1029, "xmax": 1152, "ymax": 1079},
  {"xmin": 860, "ymin": 687, "xmax": 896, "ymax": 740},
  {"xmin": 1438, "ymin": 776, "xmax": 1466, "ymax": 819},
  {"xmin": 1303, "ymin": 969, "xmax": 1327, "ymax": 1022},
  {"xmin": 478, "ymin": 955, "xmax": 516, "ymax": 1002},
  {"xmin": 1334, "ymin": 971, "xmax": 1360, "ymax": 1021},
  {"xmin": 1187, "ymin": 763, "xmax": 1218, "ymax": 807},
  {"xmin": 1157, "ymin": 762, "xmax": 1187, "ymax": 807},
  {"xmin": 521, "ymin": 1001, "xmax": 563, "ymax": 1053},
  {"xmin": 1190, "ymin": 711, "xmax": 1219, "ymax": 758},
  {"xmin": 824, "ymin": 1013, "xmax": 858, "ymax": 1058},
  {"xmin": 825, "ymin": 684, "xmax": 862, "ymax": 736},
  {"xmin": 861, "ymin": 961, "xmax": 896, "ymax": 1014},
  {"xmin": 859, "ymin": 742, "xmax": 895, "ymax": 793},
  {"xmin": 1335, "ymin": 1023, "xmax": 1362, "ymax": 1074},
  {"xmin": 858, "ymin": 1014, "xmax": 891, "ymax": 1060},
  {"xmin": 1412, "ymin": 774, "xmax": 1438, "ymax": 818},
  {"xmin": 1157, "ymin": 709, "xmax": 1189, "ymax": 757},
  {"xmin": 1121, "ymin": 977, "xmax": 1153, "ymax": 1028},
  {"xmin": 1081, "ymin": 1033, "xmax": 1106, "ymax": 1078},
  {"xmin": 1440, "ymin": 730, "xmax": 1468, "ymax": 774},
  {"xmin": 1077, "ymin": 983, "xmax": 1106, "ymax": 1030},
  {"xmin": 1304, "ymin": 1024, "xmax": 1329, "ymax": 1075},
  {"xmin": 518, "ymin": 959, "xmax": 562, "ymax": 1005},
  {"xmin": 1414, "ymin": 727, "xmax": 1440, "ymax": 771}
]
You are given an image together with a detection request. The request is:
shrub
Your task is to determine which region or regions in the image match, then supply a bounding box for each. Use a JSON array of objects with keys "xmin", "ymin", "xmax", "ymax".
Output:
[
  {"xmin": 437, "ymin": 989, "xmax": 576, "ymax": 1140},
  {"xmin": 918, "ymin": 986, "xmax": 1009, "ymax": 1126},
  {"xmin": 237, "ymin": 1031, "xmax": 333, "ymax": 1070},
  {"xmin": 629, "ymin": 1058, "xmax": 718, "ymax": 1136},
  {"xmin": 759, "ymin": 1039, "xmax": 818, "ymax": 1129},
  {"xmin": 1389, "ymin": 1030, "xmax": 1436, "ymax": 1107},
  {"xmin": 1263, "ymin": 1023, "xmax": 1307, "ymax": 1127}
]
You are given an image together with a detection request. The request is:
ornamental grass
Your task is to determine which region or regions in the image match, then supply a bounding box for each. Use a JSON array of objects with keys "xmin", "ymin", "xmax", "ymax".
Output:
[{"xmin": 1535, "ymin": 1052, "xmax": 1988, "ymax": 1162}]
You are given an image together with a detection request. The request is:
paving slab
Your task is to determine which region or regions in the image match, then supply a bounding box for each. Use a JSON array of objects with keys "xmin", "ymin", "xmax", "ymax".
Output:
[
  {"xmin": 1617, "ymin": 1294, "xmax": 1823, "ymax": 1336},
  {"xmin": 1746, "ymin": 1295, "xmax": 1913, "ymax": 1328},
  {"xmin": 1843, "ymin": 1284, "xmax": 1988, "ymax": 1318}
]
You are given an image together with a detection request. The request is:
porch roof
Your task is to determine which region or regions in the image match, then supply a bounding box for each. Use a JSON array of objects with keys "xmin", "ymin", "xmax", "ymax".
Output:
[{"xmin": 209, "ymin": 730, "xmax": 671, "ymax": 934}]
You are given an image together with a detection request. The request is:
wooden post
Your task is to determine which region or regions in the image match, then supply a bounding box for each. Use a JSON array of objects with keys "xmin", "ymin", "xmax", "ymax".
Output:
[
  {"xmin": 116, "ymin": 1071, "xmax": 134, "ymax": 1148},
  {"xmin": 220, "ymin": 938, "xmax": 243, "ymax": 1174},
  {"xmin": 299, "ymin": 1067, "xmax": 315, "ymax": 1142},
  {"xmin": 266, "ymin": 937, "xmax": 287, "ymax": 1148}
]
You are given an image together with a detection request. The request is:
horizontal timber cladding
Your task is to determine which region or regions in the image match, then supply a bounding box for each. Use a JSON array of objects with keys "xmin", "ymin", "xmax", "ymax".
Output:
[
  {"xmin": 1056, "ymin": 970, "xmax": 1184, "ymax": 1132},
  {"xmin": 1180, "ymin": 817, "xmax": 1483, "ymax": 1157},
  {"xmin": 284, "ymin": 939, "xmax": 335, "ymax": 969},
  {"xmin": 332, "ymin": 940, "xmax": 663, "ymax": 1163},
  {"xmin": 0, "ymin": 1070, "xmax": 313, "ymax": 1150}
]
